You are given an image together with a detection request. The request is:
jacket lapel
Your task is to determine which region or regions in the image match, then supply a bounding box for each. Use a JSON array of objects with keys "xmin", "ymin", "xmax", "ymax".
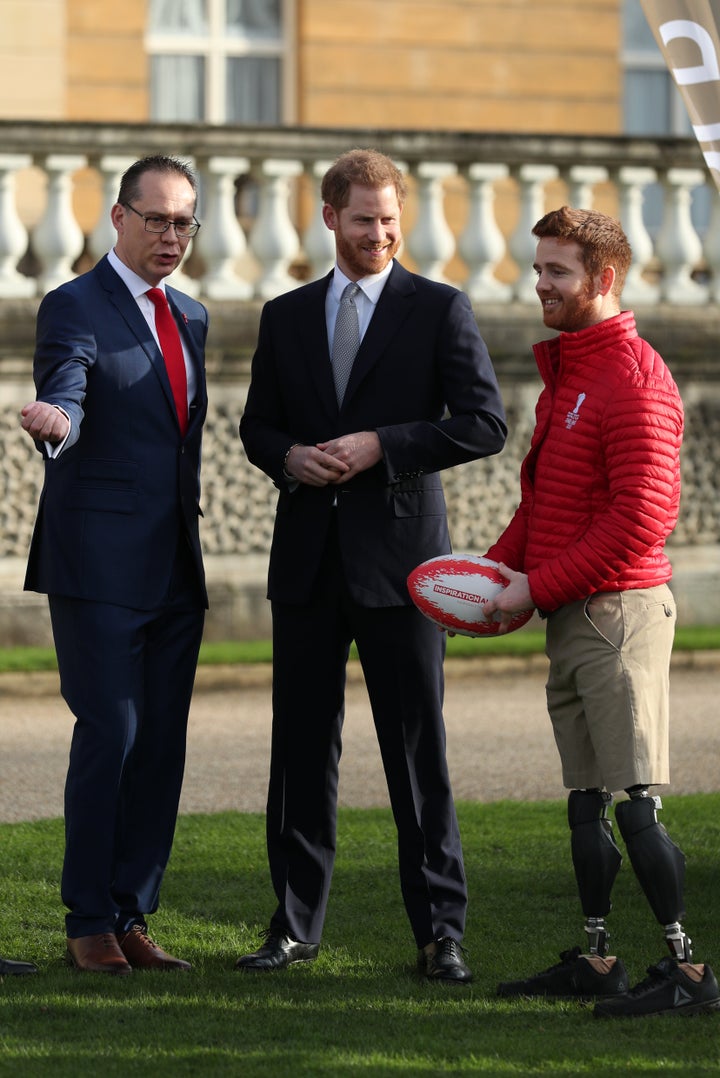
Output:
[
  {"xmin": 94, "ymin": 258, "xmax": 201, "ymax": 431},
  {"xmin": 95, "ymin": 256, "xmax": 159, "ymax": 360},
  {"xmin": 302, "ymin": 273, "xmax": 338, "ymax": 417},
  {"xmin": 341, "ymin": 261, "xmax": 415, "ymax": 407}
]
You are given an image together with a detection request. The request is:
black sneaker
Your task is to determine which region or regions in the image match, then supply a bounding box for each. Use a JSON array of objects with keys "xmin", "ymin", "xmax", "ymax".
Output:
[
  {"xmin": 497, "ymin": 946, "xmax": 629, "ymax": 1000},
  {"xmin": 594, "ymin": 956, "xmax": 720, "ymax": 1018}
]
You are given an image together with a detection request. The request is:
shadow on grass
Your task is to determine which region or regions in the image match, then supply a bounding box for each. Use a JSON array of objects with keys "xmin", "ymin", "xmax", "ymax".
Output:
[{"xmin": 0, "ymin": 799, "xmax": 718, "ymax": 1076}]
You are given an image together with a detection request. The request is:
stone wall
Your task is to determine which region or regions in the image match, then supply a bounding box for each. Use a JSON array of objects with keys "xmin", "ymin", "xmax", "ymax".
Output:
[{"xmin": 1, "ymin": 300, "xmax": 719, "ymax": 647}]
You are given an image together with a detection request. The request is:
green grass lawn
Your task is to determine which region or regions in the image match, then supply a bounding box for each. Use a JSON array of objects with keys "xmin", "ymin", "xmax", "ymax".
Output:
[
  {"xmin": 2, "ymin": 623, "xmax": 720, "ymax": 673},
  {"xmin": 1, "ymin": 797, "xmax": 718, "ymax": 1076}
]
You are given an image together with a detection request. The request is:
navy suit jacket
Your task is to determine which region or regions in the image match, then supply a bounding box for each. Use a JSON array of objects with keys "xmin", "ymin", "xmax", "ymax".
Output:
[
  {"xmin": 240, "ymin": 261, "xmax": 507, "ymax": 607},
  {"xmin": 25, "ymin": 256, "xmax": 209, "ymax": 610}
]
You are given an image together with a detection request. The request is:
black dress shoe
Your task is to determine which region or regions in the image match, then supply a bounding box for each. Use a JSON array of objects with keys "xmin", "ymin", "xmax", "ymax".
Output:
[
  {"xmin": 0, "ymin": 956, "xmax": 38, "ymax": 976},
  {"xmin": 235, "ymin": 930, "xmax": 319, "ymax": 971},
  {"xmin": 418, "ymin": 937, "xmax": 472, "ymax": 983}
]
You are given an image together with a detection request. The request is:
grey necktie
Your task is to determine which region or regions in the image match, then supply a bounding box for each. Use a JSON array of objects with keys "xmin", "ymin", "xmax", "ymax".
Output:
[{"xmin": 331, "ymin": 283, "xmax": 361, "ymax": 404}]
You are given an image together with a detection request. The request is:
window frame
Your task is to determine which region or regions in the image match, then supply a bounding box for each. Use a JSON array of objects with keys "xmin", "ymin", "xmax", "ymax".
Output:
[
  {"xmin": 621, "ymin": 0, "xmax": 690, "ymax": 136},
  {"xmin": 146, "ymin": 0, "xmax": 296, "ymax": 125}
]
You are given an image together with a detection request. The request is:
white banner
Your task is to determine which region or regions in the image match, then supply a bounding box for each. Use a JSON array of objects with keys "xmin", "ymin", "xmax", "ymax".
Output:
[{"xmin": 641, "ymin": 0, "xmax": 720, "ymax": 188}]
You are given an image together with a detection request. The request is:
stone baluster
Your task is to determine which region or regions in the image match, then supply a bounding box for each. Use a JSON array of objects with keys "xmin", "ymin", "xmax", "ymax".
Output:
[
  {"xmin": 509, "ymin": 164, "xmax": 558, "ymax": 302},
  {"xmin": 195, "ymin": 156, "xmax": 252, "ymax": 300},
  {"xmin": 159, "ymin": 156, "xmax": 200, "ymax": 298},
  {"xmin": 655, "ymin": 168, "xmax": 707, "ymax": 305},
  {"xmin": 303, "ymin": 160, "xmax": 335, "ymax": 281},
  {"xmin": 32, "ymin": 154, "xmax": 87, "ymax": 294},
  {"xmin": 459, "ymin": 163, "xmax": 511, "ymax": 303},
  {"xmin": 88, "ymin": 154, "xmax": 137, "ymax": 262},
  {"xmin": 614, "ymin": 167, "xmax": 659, "ymax": 306},
  {"xmin": 702, "ymin": 186, "xmax": 720, "ymax": 303},
  {"xmin": 406, "ymin": 162, "xmax": 457, "ymax": 282},
  {"xmin": 565, "ymin": 165, "xmax": 608, "ymax": 209},
  {"xmin": 0, "ymin": 153, "xmax": 34, "ymax": 297},
  {"xmin": 248, "ymin": 158, "xmax": 302, "ymax": 299},
  {"xmin": 164, "ymin": 261, "xmax": 201, "ymax": 297}
]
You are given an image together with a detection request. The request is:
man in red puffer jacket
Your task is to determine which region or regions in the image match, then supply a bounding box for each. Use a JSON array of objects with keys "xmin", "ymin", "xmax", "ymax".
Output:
[{"xmin": 484, "ymin": 206, "xmax": 719, "ymax": 1019}]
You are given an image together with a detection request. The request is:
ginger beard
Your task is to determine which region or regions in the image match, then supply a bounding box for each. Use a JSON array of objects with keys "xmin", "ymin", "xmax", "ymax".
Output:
[
  {"xmin": 534, "ymin": 235, "xmax": 608, "ymax": 334},
  {"xmin": 540, "ymin": 276, "xmax": 601, "ymax": 333},
  {"xmin": 334, "ymin": 228, "xmax": 401, "ymax": 279},
  {"xmin": 325, "ymin": 184, "xmax": 403, "ymax": 281}
]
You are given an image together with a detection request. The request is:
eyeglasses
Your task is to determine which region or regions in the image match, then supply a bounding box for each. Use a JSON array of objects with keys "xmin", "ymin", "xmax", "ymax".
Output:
[{"xmin": 123, "ymin": 202, "xmax": 201, "ymax": 238}]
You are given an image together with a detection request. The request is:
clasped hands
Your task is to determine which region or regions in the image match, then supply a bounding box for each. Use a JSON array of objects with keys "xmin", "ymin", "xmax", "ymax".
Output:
[{"xmin": 284, "ymin": 432, "xmax": 382, "ymax": 488}]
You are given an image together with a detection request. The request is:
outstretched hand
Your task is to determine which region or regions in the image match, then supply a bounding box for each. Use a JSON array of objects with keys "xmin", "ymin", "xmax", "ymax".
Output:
[{"xmin": 20, "ymin": 402, "xmax": 70, "ymax": 445}]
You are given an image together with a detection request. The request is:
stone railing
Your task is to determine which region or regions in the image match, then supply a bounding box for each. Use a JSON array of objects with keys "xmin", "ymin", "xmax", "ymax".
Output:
[{"xmin": 0, "ymin": 120, "xmax": 717, "ymax": 305}]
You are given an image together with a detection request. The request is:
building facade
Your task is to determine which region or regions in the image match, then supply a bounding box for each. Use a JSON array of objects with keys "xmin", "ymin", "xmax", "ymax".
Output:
[{"xmin": 0, "ymin": 1, "xmax": 683, "ymax": 136}]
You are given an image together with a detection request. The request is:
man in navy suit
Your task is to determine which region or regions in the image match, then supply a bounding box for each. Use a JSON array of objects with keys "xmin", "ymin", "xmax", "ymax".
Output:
[
  {"xmin": 238, "ymin": 148, "xmax": 506, "ymax": 982},
  {"xmin": 21, "ymin": 155, "xmax": 208, "ymax": 974}
]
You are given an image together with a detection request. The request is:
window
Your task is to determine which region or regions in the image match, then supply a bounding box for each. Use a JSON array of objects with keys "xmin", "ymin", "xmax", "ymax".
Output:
[
  {"xmin": 622, "ymin": 0, "xmax": 709, "ymax": 235},
  {"xmin": 622, "ymin": 0, "xmax": 691, "ymax": 136},
  {"xmin": 147, "ymin": 0, "xmax": 288, "ymax": 124}
]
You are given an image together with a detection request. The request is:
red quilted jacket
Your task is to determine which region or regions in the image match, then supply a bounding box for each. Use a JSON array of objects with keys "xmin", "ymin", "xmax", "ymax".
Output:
[{"xmin": 485, "ymin": 311, "xmax": 684, "ymax": 614}]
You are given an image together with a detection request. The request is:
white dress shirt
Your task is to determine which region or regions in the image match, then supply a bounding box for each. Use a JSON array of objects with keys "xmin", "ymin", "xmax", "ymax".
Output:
[{"xmin": 325, "ymin": 260, "xmax": 394, "ymax": 351}]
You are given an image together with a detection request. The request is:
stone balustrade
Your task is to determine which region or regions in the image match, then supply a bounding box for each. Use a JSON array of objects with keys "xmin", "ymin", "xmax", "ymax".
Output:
[{"xmin": 0, "ymin": 120, "xmax": 716, "ymax": 303}]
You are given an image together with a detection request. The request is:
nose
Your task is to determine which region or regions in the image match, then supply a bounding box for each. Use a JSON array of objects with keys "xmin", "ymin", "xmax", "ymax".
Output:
[
  {"xmin": 160, "ymin": 223, "xmax": 183, "ymax": 243},
  {"xmin": 367, "ymin": 219, "xmax": 385, "ymax": 242}
]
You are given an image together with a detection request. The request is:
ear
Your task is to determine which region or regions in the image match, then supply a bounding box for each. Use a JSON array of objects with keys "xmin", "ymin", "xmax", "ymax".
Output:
[
  {"xmin": 597, "ymin": 265, "xmax": 616, "ymax": 297},
  {"xmin": 110, "ymin": 202, "xmax": 125, "ymax": 233},
  {"xmin": 322, "ymin": 204, "xmax": 338, "ymax": 232}
]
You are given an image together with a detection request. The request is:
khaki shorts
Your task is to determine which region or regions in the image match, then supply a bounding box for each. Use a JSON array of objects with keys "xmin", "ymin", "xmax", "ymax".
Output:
[{"xmin": 544, "ymin": 585, "xmax": 676, "ymax": 793}]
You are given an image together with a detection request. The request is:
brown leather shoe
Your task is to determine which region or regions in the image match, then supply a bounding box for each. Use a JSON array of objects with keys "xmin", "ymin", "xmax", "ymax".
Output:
[
  {"xmin": 66, "ymin": 933, "xmax": 132, "ymax": 975},
  {"xmin": 116, "ymin": 924, "xmax": 191, "ymax": 971}
]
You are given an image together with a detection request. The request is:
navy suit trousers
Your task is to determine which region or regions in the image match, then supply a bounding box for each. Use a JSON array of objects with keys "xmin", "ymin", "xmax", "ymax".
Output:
[{"xmin": 49, "ymin": 541, "xmax": 205, "ymax": 938}]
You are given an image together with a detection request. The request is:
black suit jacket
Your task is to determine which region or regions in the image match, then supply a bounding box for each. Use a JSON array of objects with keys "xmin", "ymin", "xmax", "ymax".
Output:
[{"xmin": 240, "ymin": 261, "xmax": 506, "ymax": 607}]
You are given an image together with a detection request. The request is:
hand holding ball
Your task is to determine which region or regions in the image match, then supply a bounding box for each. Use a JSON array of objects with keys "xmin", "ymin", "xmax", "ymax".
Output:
[{"xmin": 407, "ymin": 554, "xmax": 534, "ymax": 637}]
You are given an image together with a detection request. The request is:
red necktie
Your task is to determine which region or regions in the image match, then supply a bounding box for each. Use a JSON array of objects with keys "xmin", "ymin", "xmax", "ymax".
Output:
[{"xmin": 146, "ymin": 288, "xmax": 188, "ymax": 435}]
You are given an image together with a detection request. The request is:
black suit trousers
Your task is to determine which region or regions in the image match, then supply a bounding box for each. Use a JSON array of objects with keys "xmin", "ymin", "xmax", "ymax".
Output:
[{"xmin": 267, "ymin": 517, "xmax": 467, "ymax": 948}]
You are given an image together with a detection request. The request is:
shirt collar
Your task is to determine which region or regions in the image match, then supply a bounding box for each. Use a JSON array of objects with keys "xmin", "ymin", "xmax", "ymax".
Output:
[
  {"xmin": 107, "ymin": 247, "xmax": 167, "ymax": 300},
  {"xmin": 331, "ymin": 259, "xmax": 394, "ymax": 305}
]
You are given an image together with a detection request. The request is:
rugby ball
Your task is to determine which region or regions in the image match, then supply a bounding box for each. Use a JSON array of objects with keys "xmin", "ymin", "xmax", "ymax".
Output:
[{"xmin": 407, "ymin": 554, "xmax": 533, "ymax": 637}]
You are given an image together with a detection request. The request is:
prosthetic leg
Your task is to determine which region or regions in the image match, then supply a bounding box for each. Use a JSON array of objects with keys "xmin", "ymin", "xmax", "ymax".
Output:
[
  {"xmin": 495, "ymin": 790, "xmax": 630, "ymax": 999},
  {"xmin": 615, "ymin": 789, "xmax": 692, "ymax": 961},
  {"xmin": 568, "ymin": 789, "xmax": 623, "ymax": 956}
]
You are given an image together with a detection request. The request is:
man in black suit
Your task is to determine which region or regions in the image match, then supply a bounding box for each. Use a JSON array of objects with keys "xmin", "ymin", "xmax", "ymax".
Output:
[
  {"xmin": 21, "ymin": 155, "xmax": 208, "ymax": 975},
  {"xmin": 238, "ymin": 148, "xmax": 506, "ymax": 982}
]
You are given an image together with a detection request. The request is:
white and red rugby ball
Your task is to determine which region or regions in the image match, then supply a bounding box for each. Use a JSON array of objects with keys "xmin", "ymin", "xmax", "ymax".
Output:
[{"xmin": 407, "ymin": 554, "xmax": 533, "ymax": 638}]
